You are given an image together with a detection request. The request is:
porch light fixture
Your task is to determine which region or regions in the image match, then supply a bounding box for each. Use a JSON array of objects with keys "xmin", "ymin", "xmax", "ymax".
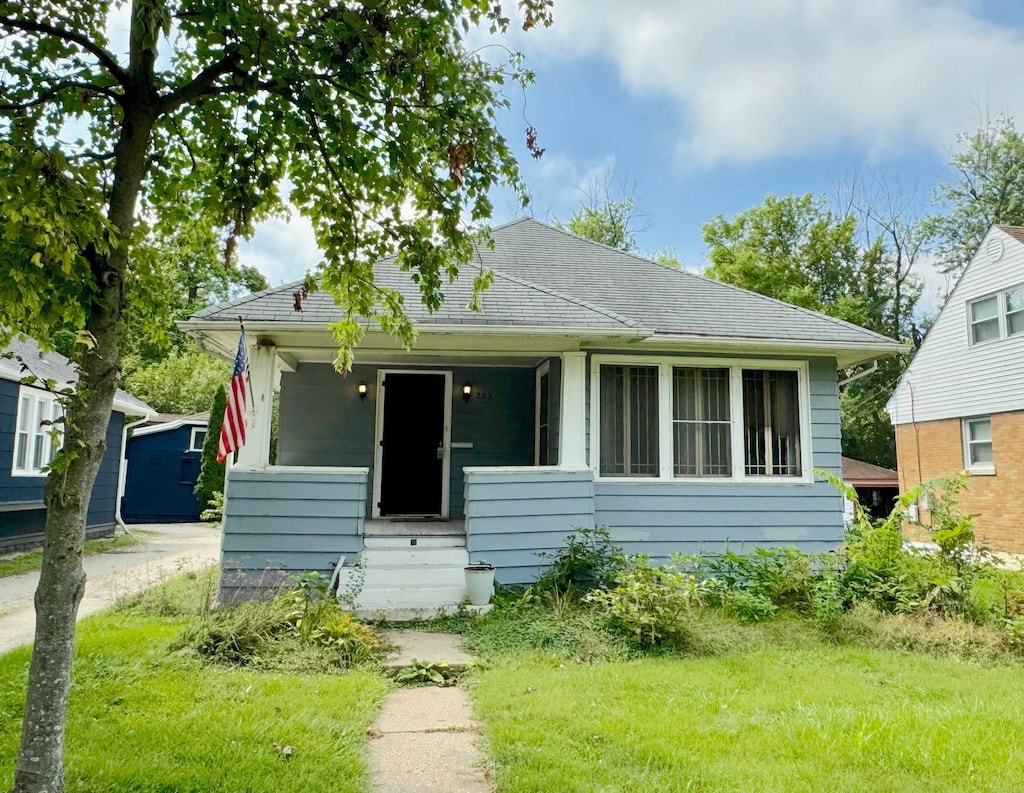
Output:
[
  {"xmin": 357, "ymin": 381, "xmax": 368, "ymax": 401},
  {"xmin": 462, "ymin": 383, "xmax": 473, "ymax": 402}
]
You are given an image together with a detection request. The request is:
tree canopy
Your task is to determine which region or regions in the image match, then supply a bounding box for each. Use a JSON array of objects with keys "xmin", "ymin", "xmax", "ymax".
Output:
[
  {"xmin": 0, "ymin": 2, "xmax": 552, "ymax": 790},
  {"xmin": 925, "ymin": 114, "xmax": 1024, "ymax": 279}
]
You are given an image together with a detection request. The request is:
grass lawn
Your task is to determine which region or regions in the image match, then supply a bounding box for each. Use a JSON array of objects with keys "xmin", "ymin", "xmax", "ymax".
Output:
[
  {"xmin": 0, "ymin": 532, "xmax": 144, "ymax": 579},
  {"xmin": 471, "ymin": 637, "xmax": 1024, "ymax": 793},
  {"xmin": 0, "ymin": 575, "xmax": 389, "ymax": 792}
]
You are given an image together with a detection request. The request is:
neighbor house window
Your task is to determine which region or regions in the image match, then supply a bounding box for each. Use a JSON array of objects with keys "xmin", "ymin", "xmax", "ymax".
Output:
[
  {"xmin": 742, "ymin": 370, "xmax": 801, "ymax": 476},
  {"xmin": 188, "ymin": 427, "xmax": 207, "ymax": 452},
  {"xmin": 672, "ymin": 367, "xmax": 731, "ymax": 477},
  {"xmin": 599, "ymin": 364, "xmax": 659, "ymax": 476},
  {"xmin": 969, "ymin": 295, "xmax": 1000, "ymax": 344},
  {"xmin": 962, "ymin": 417, "xmax": 994, "ymax": 473},
  {"xmin": 12, "ymin": 386, "xmax": 63, "ymax": 476},
  {"xmin": 1006, "ymin": 287, "xmax": 1024, "ymax": 336}
]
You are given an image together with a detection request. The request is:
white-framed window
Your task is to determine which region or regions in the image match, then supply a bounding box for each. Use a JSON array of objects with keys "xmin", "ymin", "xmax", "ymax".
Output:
[
  {"xmin": 12, "ymin": 386, "xmax": 63, "ymax": 477},
  {"xmin": 534, "ymin": 362, "xmax": 551, "ymax": 466},
  {"xmin": 967, "ymin": 284, "xmax": 1024, "ymax": 344},
  {"xmin": 188, "ymin": 427, "xmax": 207, "ymax": 453},
  {"xmin": 969, "ymin": 295, "xmax": 1000, "ymax": 344},
  {"xmin": 591, "ymin": 356, "xmax": 812, "ymax": 482},
  {"xmin": 1006, "ymin": 287, "xmax": 1024, "ymax": 336},
  {"xmin": 962, "ymin": 416, "xmax": 995, "ymax": 474}
]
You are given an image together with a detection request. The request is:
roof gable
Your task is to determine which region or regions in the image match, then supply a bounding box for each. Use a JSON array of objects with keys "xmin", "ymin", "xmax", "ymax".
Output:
[
  {"xmin": 0, "ymin": 335, "xmax": 154, "ymax": 416},
  {"xmin": 888, "ymin": 225, "xmax": 1024, "ymax": 424}
]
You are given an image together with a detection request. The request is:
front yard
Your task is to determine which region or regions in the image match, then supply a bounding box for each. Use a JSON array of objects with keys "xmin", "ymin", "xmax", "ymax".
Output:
[
  {"xmin": 3, "ymin": 555, "xmax": 1024, "ymax": 792},
  {"xmin": 472, "ymin": 647, "xmax": 1024, "ymax": 792},
  {"xmin": 0, "ymin": 572, "xmax": 388, "ymax": 793}
]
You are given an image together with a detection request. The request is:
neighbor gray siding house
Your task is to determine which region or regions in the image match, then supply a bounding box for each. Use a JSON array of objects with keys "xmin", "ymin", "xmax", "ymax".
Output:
[{"xmin": 183, "ymin": 218, "xmax": 903, "ymax": 608}]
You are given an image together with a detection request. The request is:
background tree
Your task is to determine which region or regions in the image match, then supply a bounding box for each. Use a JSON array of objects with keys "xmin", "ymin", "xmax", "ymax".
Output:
[
  {"xmin": 925, "ymin": 113, "xmax": 1024, "ymax": 280},
  {"xmin": 702, "ymin": 191, "xmax": 921, "ymax": 469},
  {"xmin": 0, "ymin": 2, "xmax": 551, "ymax": 791},
  {"xmin": 121, "ymin": 350, "xmax": 230, "ymax": 413},
  {"xmin": 194, "ymin": 384, "xmax": 226, "ymax": 515},
  {"xmin": 554, "ymin": 168, "xmax": 646, "ymax": 251}
]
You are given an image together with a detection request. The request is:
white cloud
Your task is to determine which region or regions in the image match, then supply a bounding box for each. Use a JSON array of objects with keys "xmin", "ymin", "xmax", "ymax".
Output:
[
  {"xmin": 238, "ymin": 213, "xmax": 321, "ymax": 286},
  {"xmin": 521, "ymin": 0, "xmax": 1024, "ymax": 166}
]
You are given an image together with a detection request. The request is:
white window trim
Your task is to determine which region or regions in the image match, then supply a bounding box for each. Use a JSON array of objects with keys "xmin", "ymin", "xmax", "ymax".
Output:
[
  {"xmin": 188, "ymin": 427, "xmax": 207, "ymax": 453},
  {"xmin": 961, "ymin": 416, "xmax": 995, "ymax": 475},
  {"xmin": 589, "ymin": 354, "xmax": 814, "ymax": 484},
  {"xmin": 12, "ymin": 385, "xmax": 63, "ymax": 477},
  {"xmin": 967, "ymin": 284, "xmax": 1024, "ymax": 346},
  {"xmin": 534, "ymin": 360, "xmax": 550, "ymax": 465}
]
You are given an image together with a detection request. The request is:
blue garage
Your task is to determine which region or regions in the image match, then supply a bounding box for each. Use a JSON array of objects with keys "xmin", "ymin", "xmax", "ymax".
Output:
[{"xmin": 122, "ymin": 414, "xmax": 209, "ymax": 523}]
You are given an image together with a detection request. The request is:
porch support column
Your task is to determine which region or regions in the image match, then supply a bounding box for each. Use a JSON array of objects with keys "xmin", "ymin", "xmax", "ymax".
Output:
[
  {"xmin": 559, "ymin": 351, "xmax": 587, "ymax": 468},
  {"xmin": 236, "ymin": 340, "xmax": 276, "ymax": 468}
]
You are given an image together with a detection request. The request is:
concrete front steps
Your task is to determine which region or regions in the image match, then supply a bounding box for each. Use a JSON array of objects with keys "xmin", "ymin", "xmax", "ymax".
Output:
[{"xmin": 336, "ymin": 534, "xmax": 472, "ymax": 620}]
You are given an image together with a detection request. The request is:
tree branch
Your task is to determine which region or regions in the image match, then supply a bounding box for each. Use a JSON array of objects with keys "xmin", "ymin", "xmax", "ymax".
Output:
[
  {"xmin": 0, "ymin": 15, "xmax": 129, "ymax": 88},
  {"xmin": 0, "ymin": 79, "xmax": 121, "ymax": 111},
  {"xmin": 159, "ymin": 49, "xmax": 245, "ymax": 112}
]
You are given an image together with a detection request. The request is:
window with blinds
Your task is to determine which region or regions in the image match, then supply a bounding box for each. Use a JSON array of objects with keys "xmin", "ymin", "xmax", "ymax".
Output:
[
  {"xmin": 742, "ymin": 369, "xmax": 801, "ymax": 476},
  {"xmin": 672, "ymin": 367, "xmax": 731, "ymax": 477},
  {"xmin": 599, "ymin": 364, "xmax": 659, "ymax": 476}
]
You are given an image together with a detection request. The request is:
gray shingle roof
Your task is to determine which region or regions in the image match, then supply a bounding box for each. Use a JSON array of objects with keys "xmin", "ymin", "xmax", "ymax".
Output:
[
  {"xmin": 189, "ymin": 217, "xmax": 898, "ymax": 347},
  {"xmin": 0, "ymin": 335, "xmax": 154, "ymax": 416}
]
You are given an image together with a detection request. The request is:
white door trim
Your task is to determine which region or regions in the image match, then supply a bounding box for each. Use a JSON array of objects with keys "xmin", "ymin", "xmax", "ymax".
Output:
[
  {"xmin": 534, "ymin": 360, "xmax": 550, "ymax": 465},
  {"xmin": 371, "ymin": 368, "xmax": 453, "ymax": 519}
]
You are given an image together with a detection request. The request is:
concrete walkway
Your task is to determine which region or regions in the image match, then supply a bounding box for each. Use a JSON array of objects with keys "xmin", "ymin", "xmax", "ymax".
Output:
[
  {"xmin": 0, "ymin": 522, "xmax": 221, "ymax": 654},
  {"xmin": 369, "ymin": 631, "xmax": 491, "ymax": 793}
]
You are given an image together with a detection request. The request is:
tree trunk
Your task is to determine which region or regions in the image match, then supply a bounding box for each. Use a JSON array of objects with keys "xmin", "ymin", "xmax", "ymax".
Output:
[{"xmin": 12, "ymin": 105, "xmax": 154, "ymax": 793}]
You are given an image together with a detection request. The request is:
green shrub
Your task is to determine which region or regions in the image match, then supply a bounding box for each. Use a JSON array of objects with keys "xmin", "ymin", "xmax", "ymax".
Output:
[
  {"xmin": 721, "ymin": 589, "xmax": 778, "ymax": 623},
  {"xmin": 587, "ymin": 557, "xmax": 701, "ymax": 648},
  {"xmin": 536, "ymin": 526, "xmax": 626, "ymax": 597},
  {"xmin": 194, "ymin": 384, "xmax": 227, "ymax": 514},
  {"xmin": 181, "ymin": 572, "xmax": 383, "ymax": 669},
  {"xmin": 701, "ymin": 547, "xmax": 819, "ymax": 610}
]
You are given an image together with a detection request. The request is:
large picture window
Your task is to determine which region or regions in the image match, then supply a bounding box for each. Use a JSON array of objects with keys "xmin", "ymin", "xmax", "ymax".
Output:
[
  {"xmin": 594, "ymin": 357, "xmax": 808, "ymax": 481},
  {"xmin": 13, "ymin": 386, "xmax": 63, "ymax": 476},
  {"xmin": 599, "ymin": 364, "xmax": 659, "ymax": 476},
  {"xmin": 672, "ymin": 367, "xmax": 730, "ymax": 477}
]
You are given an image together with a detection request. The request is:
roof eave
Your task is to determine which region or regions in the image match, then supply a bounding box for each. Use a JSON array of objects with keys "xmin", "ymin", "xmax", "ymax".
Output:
[
  {"xmin": 179, "ymin": 319, "xmax": 654, "ymax": 339},
  {"xmin": 634, "ymin": 334, "xmax": 909, "ymax": 367}
]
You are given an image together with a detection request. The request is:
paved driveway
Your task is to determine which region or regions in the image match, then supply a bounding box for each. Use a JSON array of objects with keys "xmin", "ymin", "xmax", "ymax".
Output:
[{"xmin": 0, "ymin": 522, "xmax": 221, "ymax": 654}]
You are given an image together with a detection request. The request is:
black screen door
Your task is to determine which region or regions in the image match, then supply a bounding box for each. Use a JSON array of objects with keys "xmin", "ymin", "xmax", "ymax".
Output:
[{"xmin": 379, "ymin": 373, "xmax": 446, "ymax": 516}]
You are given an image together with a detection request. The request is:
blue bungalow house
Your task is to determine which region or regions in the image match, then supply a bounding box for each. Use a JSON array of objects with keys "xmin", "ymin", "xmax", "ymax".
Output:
[
  {"xmin": 182, "ymin": 219, "xmax": 905, "ymax": 611},
  {"xmin": 1, "ymin": 335, "xmax": 154, "ymax": 552}
]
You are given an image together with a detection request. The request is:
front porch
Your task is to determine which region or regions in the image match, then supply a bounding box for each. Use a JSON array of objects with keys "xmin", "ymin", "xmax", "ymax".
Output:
[{"xmin": 218, "ymin": 343, "xmax": 594, "ymax": 608}]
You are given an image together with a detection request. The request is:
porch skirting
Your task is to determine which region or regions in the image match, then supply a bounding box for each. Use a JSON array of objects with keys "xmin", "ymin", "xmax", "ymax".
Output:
[
  {"xmin": 219, "ymin": 465, "xmax": 368, "ymax": 603},
  {"xmin": 463, "ymin": 466, "xmax": 595, "ymax": 585}
]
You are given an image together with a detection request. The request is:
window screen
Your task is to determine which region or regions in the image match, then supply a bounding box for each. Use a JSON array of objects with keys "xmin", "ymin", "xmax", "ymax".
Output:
[{"xmin": 599, "ymin": 365, "xmax": 659, "ymax": 476}]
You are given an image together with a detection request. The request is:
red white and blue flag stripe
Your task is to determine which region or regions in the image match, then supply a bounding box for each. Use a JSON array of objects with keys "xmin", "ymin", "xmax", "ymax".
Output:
[{"xmin": 217, "ymin": 329, "xmax": 250, "ymax": 462}]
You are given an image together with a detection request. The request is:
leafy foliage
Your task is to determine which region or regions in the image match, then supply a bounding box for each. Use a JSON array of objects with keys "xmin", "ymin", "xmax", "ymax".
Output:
[
  {"xmin": 194, "ymin": 384, "xmax": 227, "ymax": 515},
  {"xmin": 925, "ymin": 113, "xmax": 1024, "ymax": 279},
  {"xmin": 392, "ymin": 658, "xmax": 457, "ymax": 685},
  {"xmin": 535, "ymin": 526, "xmax": 627, "ymax": 597},
  {"xmin": 586, "ymin": 557, "xmax": 702, "ymax": 648},
  {"xmin": 121, "ymin": 349, "xmax": 229, "ymax": 413}
]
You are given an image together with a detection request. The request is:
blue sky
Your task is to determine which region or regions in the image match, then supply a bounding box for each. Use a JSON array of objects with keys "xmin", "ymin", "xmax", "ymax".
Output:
[{"xmin": 240, "ymin": 0, "xmax": 1024, "ymax": 312}]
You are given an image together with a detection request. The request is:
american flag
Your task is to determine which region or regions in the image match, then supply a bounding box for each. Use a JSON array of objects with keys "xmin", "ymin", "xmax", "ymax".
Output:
[{"xmin": 217, "ymin": 329, "xmax": 250, "ymax": 462}]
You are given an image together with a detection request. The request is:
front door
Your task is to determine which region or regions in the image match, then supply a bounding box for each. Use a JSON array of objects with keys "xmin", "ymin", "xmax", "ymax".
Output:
[{"xmin": 378, "ymin": 372, "xmax": 447, "ymax": 516}]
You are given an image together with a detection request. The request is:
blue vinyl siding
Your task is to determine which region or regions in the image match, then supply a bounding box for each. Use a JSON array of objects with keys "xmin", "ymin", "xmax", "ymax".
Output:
[
  {"xmin": 1, "ymin": 376, "xmax": 125, "ymax": 548},
  {"xmin": 122, "ymin": 425, "xmax": 203, "ymax": 522},
  {"xmin": 464, "ymin": 467, "xmax": 595, "ymax": 585},
  {"xmin": 219, "ymin": 467, "xmax": 368, "ymax": 601},
  {"xmin": 277, "ymin": 362, "xmax": 536, "ymax": 519}
]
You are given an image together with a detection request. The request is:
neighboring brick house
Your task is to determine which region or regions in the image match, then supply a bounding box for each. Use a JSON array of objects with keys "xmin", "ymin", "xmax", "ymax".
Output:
[{"xmin": 887, "ymin": 225, "xmax": 1024, "ymax": 552}]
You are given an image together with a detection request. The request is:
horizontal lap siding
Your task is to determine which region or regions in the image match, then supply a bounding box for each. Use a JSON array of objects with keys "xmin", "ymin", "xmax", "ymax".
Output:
[
  {"xmin": 219, "ymin": 468, "xmax": 368, "ymax": 600},
  {"xmin": 464, "ymin": 468, "xmax": 595, "ymax": 585}
]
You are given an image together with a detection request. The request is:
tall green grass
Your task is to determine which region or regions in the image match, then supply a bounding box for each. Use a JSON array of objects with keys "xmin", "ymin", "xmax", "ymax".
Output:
[{"xmin": 0, "ymin": 574, "xmax": 389, "ymax": 792}]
